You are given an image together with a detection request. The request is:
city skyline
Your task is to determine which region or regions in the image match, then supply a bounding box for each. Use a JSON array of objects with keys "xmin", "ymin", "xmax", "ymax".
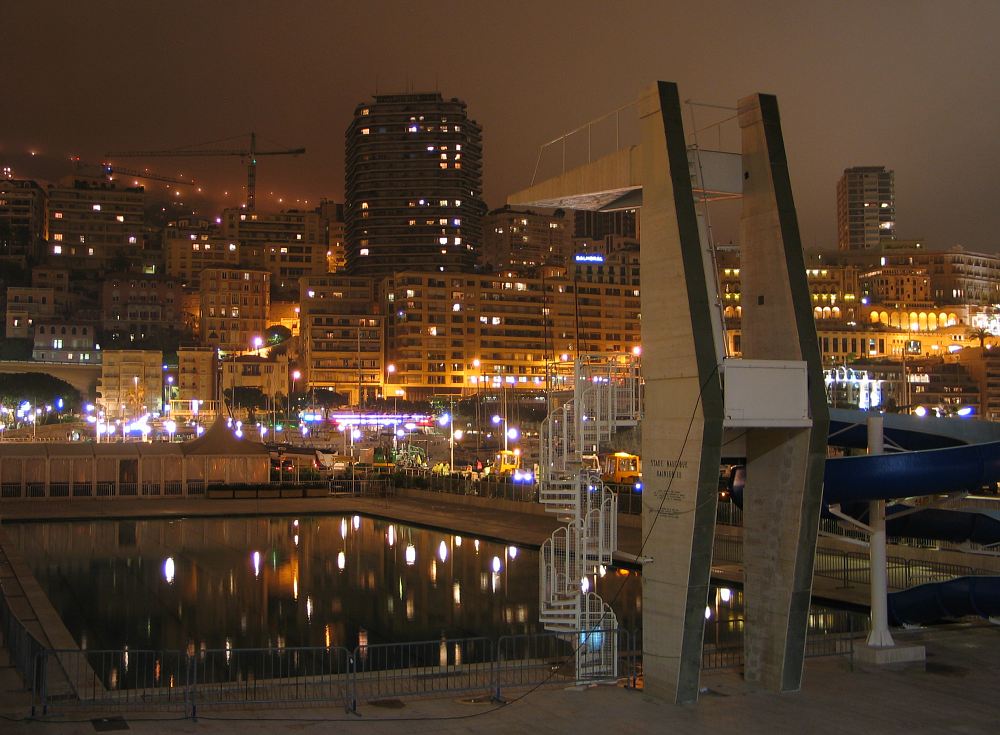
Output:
[{"xmin": 2, "ymin": 2, "xmax": 999, "ymax": 252}]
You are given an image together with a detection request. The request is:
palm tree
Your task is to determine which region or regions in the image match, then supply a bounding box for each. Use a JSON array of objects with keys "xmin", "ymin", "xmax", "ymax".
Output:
[{"xmin": 968, "ymin": 326, "xmax": 992, "ymax": 352}]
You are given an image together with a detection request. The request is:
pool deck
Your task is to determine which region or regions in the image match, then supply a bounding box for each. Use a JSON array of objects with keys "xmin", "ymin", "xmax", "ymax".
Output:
[{"xmin": 0, "ymin": 623, "xmax": 997, "ymax": 734}]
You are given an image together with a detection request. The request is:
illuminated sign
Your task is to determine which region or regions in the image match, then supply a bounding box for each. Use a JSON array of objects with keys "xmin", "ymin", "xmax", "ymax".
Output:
[{"xmin": 574, "ymin": 254, "xmax": 605, "ymax": 263}]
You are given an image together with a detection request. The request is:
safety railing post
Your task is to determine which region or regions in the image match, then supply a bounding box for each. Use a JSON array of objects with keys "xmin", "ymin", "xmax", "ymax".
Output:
[{"xmin": 348, "ymin": 648, "xmax": 357, "ymax": 713}]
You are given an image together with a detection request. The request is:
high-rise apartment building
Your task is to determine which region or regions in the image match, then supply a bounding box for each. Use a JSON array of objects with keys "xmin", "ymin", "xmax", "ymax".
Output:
[
  {"xmin": 573, "ymin": 209, "xmax": 638, "ymax": 240},
  {"xmin": 299, "ymin": 275, "xmax": 383, "ymax": 405},
  {"xmin": 0, "ymin": 179, "xmax": 46, "ymax": 263},
  {"xmin": 46, "ymin": 177, "xmax": 145, "ymax": 271},
  {"xmin": 344, "ymin": 92, "xmax": 485, "ymax": 276},
  {"xmin": 836, "ymin": 166, "xmax": 895, "ymax": 251},
  {"xmin": 199, "ymin": 268, "xmax": 270, "ymax": 351},
  {"xmin": 481, "ymin": 207, "xmax": 571, "ymax": 269}
]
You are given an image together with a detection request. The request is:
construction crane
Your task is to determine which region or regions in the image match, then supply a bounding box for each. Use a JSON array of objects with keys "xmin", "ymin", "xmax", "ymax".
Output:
[
  {"xmin": 71, "ymin": 156, "xmax": 192, "ymax": 186},
  {"xmin": 105, "ymin": 132, "xmax": 305, "ymax": 210}
]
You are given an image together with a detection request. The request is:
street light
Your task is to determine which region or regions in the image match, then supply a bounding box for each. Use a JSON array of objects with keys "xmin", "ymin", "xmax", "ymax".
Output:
[
  {"xmin": 253, "ymin": 336, "xmax": 264, "ymax": 356},
  {"xmin": 290, "ymin": 370, "xmax": 301, "ymax": 420}
]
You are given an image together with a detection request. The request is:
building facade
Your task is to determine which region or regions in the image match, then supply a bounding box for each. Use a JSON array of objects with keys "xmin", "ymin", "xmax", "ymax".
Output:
[
  {"xmin": 31, "ymin": 322, "xmax": 99, "ymax": 363},
  {"xmin": 46, "ymin": 177, "xmax": 145, "ymax": 271},
  {"xmin": 97, "ymin": 349, "xmax": 164, "ymax": 417},
  {"xmin": 481, "ymin": 207, "xmax": 571, "ymax": 269},
  {"xmin": 0, "ymin": 179, "xmax": 46, "ymax": 263},
  {"xmin": 344, "ymin": 92, "xmax": 485, "ymax": 276},
  {"xmin": 198, "ymin": 268, "xmax": 270, "ymax": 351},
  {"xmin": 836, "ymin": 166, "xmax": 895, "ymax": 251},
  {"xmin": 299, "ymin": 275, "xmax": 383, "ymax": 405}
]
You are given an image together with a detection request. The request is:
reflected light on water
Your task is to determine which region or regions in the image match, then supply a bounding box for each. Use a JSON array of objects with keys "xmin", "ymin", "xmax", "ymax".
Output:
[
  {"xmin": 452, "ymin": 581, "xmax": 461, "ymax": 605},
  {"xmin": 405, "ymin": 543, "xmax": 416, "ymax": 566},
  {"xmin": 340, "ymin": 518, "xmax": 348, "ymax": 539},
  {"xmin": 508, "ymin": 546, "xmax": 517, "ymax": 560},
  {"xmin": 252, "ymin": 551, "xmax": 261, "ymax": 577},
  {"xmin": 491, "ymin": 555, "xmax": 502, "ymax": 574},
  {"xmin": 454, "ymin": 535, "xmax": 462, "ymax": 547},
  {"xmin": 337, "ymin": 551, "xmax": 345, "ymax": 570},
  {"xmin": 387, "ymin": 525, "xmax": 395, "ymax": 546},
  {"xmin": 438, "ymin": 540, "xmax": 448, "ymax": 562},
  {"xmin": 163, "ymin": 557, "xmax": 175, "ymax": 585},
  {"xmin": 352, "ymin": 515, "xmax": 360, "ymax": 530}
]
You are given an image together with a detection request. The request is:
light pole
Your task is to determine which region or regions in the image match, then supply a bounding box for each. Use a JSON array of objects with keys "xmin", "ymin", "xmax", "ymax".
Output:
[
  {"xmin": 386, "ymin": 363, "xmax": 396, "ymax": 408},
  {"xmin": 290, "ymin": 370, "xmax": 300, "ymax": 421},
  {"xmin": 493, "ymin": 414, "xmax": 507, "ymax": 452}
]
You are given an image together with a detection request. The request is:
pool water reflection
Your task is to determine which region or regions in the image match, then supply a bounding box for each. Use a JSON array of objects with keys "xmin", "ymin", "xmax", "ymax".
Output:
[{"xmin": 9, "ymin": 515, "xmax": 861, "ymax": 656}]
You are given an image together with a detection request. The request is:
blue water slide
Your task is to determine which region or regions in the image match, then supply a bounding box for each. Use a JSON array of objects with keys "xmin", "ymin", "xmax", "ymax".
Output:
[
  {"xmin": 822, "ymin": 441, "xmax": 1000, "ymax": 505},
  {"xmin": 730, "ymin": 441, "xmax": 1000, "ymax": 506},
  {"xmin": 888, "ymin": 576, "xmax": 1000, "ymax": 626}
]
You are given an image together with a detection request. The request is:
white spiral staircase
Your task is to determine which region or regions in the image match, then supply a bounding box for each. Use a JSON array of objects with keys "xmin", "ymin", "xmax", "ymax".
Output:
[{"xmin": 537, "ymin": 355, "xmax": 642, "ymax": 682}]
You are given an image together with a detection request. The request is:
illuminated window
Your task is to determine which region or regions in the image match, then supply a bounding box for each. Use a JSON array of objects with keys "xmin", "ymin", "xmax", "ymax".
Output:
[
  {"xmin": 279, "ymin": 247, "xmax": 288, "ymax": 254},
  {"xmin": 440, "ymin": 163, "xmax": 448, "ymax": 169},
  {"xmin": 361, "ymin": 128, "xmax": 370, "ymax": 135},
  {"xmin": 53, "ymin": 245, "xmax": 62, "ymax": 254},
  {"xmin": 455, "ymin": 144, "xmax": 461, "ymax": 151},
  {"xmin": 54, "ymin": 212, "xmax": 62, "ymax": 219},
  {"xmin": 193, "ymin": 244, "xmax": 200, "ymax": 251},
  {"xmin": 361, "ymin": 202, "xmax": 369, "ymax": 209},
  {"xmin": 128, "ymin": 236, "xmax": 137, "ymax": 244},
  {"xmin": 116, "ymin": 215, "xmax": 124, "ymax": 223},
  {"xmin": 87, "ymin": 248, "xmax": 94, "ymax": 256},
  {"xmin": 439, "ymin": 199, "xmax": 448, "ymax": 206},
  {"xmin": 53, "ymin": 233, "xmax": 63, "ymax": 242},
  {"xmin": 229, "ymin": 243, "xmax": 236, "ymax": 251},
  {"xmin": 296, "ymin": 233, "xmax": 302, "ymax": 240},
  {"xmin": 92, "ymin": 204, "xmax": 101, "ymax": 211},
  {"xmin": 454, "ymin": 237, "xmax": 462, "ymax": 245},
  {"xmin": 361, "ymin": 108, "xmax": 369, "ymax": 116},
  {"xmin": 439, "ymin": 237, "xmax": 448, "ymax": 245},
  {"xmin": 360, "ymin": 248, "xmax": 369, "ymax": 256}
]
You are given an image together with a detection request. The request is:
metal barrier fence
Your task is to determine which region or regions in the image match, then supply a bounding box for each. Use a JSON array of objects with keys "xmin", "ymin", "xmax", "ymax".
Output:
[
  {"xmin": 351, "ymin": 637, "xmax": 494, "ymax": 707},
  {"xmin": 813, "ymin": 548, "xmax": 992, "ymax": 590},
  {"xmin": 0, "ymin": 579, "xmax": 47, "ymax": 697},
  {"xmin": 23, "ymin": 622, "xmax": 869, "ymax": 717},
  {"xmin": 701, "ymin": 614, "xmax": 861, "ymax": 671}
]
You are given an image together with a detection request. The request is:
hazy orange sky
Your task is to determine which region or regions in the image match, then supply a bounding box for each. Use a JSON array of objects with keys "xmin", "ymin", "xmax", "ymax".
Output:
[{"xmin": 2, "ymin": 1, "xmax": 998, "ymax": 251}]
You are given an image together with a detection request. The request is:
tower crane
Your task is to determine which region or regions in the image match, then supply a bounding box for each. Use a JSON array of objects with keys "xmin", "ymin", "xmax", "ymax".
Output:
[
  {"xmin": 71, "ymin": 156, "xmax": 192, "ymax": 186},
  {"xmin": 105, "ymin": 132, "xmax": 305, "ymax": 210}
]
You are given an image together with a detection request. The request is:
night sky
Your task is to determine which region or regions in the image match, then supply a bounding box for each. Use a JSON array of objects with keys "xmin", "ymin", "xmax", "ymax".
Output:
[{"xmin": 3, "ymin": 1, "xmax": 998, "ymax": 251}]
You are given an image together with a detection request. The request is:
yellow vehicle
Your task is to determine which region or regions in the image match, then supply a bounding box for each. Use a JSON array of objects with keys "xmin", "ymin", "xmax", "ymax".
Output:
[
  {"xmin": 601, "ymin": 452, "xmax": 641, "ymax": 485},
  {"xmin": 493, "ymin": 449, "xmax": 521, "ymax": 475}
]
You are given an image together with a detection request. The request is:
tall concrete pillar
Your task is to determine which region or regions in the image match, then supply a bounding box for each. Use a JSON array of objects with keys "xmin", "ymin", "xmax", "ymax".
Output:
[
  {"xmin": 639, "ymin": 81, "xmax": 725, "ymax": 704},
  {"xmin": 738, "ymin": 94, "xmax": 830, "ymax": 692}
]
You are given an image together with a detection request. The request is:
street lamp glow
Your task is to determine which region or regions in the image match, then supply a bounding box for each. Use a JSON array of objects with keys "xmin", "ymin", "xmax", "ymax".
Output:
[
  {"xmin": 506, "ymin": 427, "xmax": 519, "ymax": 441},
  {"xmin": 438, "ymin": 413, "xmax": 451, "ymax": 427},
  {"xmin": 492, "ymin": 415, "xmax": 502, "ymax": 425}
]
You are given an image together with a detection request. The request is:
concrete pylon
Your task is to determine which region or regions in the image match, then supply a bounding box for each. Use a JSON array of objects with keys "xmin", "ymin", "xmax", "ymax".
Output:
[
  {"xmin": 737, "ymin": 94, "xmax": 830, "ymax": 692},
  {"xmin": 637, "ymin": 81, "xmax": 725, "ymax": 705}
]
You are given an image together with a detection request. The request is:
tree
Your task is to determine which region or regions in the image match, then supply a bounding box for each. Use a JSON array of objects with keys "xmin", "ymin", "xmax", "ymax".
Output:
[
  {"xmin": 968, "ymin": 326, "xmax": 992, "ymax": 351},
  {"xmin": 265, "ymin": 325, "xmax": 292, "ymax": 345},
  {"xmin": 0, "ymin": 373, "xmax": 82, "ymax": 412}
]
